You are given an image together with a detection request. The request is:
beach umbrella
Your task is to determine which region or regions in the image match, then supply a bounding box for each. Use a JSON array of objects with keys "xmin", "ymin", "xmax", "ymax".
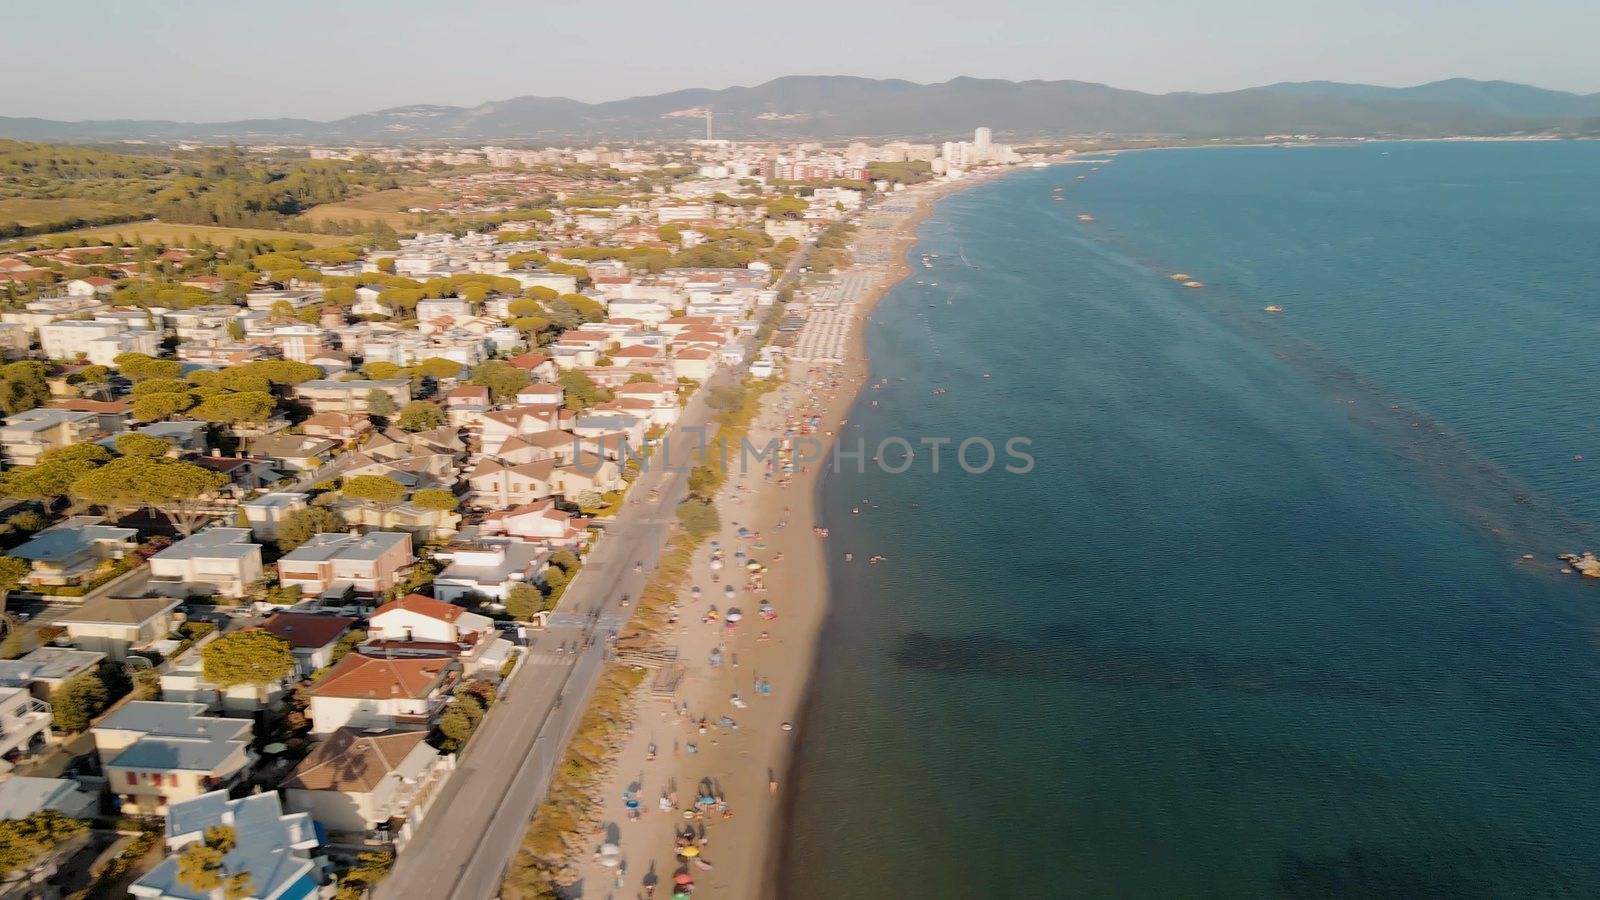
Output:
[
  {"xmin": 709, "ymin": 560, "xmax": 723, "ymax": 571},
  {"xmin": 723, "ymin": 585, "xmax": 735, "ymax": 597},
  {"xmin": 673, "ymin": 892, "xmax": 692, "ymax": 899},
  {"xmin": 675, "ymin": 873, "xmax": 694, "ymax": 885},
  {"xmin": 746, "ymin": 561, "xmax": 761, "ymax": 570},
  {"xmin": 599, "ymin": 856, "xmax": 620, "ymax": 868},
  {"xmin": 726, "ymin": 609, "xmax": 743, "ymax": 622},
  {"xmin": 600, "ymin": 843, "xmax": 621, "ymax": 856},
  {"xmin": 624, "ymin": 798, "xmax": 640, "ymax": 810},
  {"xmin": 690, "ymin": 586, "xmax": 701, "ymax": 597},
  {"xmin": 679, "ymin": 845, "xmax": 700, "ymax": 858}
]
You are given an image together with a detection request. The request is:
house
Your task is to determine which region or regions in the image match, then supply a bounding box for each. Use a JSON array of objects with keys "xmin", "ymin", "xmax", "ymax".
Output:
[
  {"xmin": 551, "ymin": 453, "xmax": 623, "ymax": 496},
  {"xmin": 54, "ymin": 397, "xmax": 135, "ymax": 435},
  {"xmin": 366, "ymin": 593, "xmax": 510, "ymax": 674},
  {"xmin": 239, "ymin": 491, "xmax": 308, "ymax": 542},
  {"xmin": 466, "ymin": 458, "xmax": 557, "ymax": 507},
  {"xmin": 248, "ymin": 433, "xmax": 339, "ymax": 472},
  {"xmin": 0, "ymin": 408, "xmax": 107, "ymax": 466},
  {"xmin": 10, "ymin": 515, "xmax": 137, "ymax": 588},
  {"xmin": 55, "ymin": 595, "xmax": 182, "ymax": 660},
  {"xmin": 0, "ymin": 776, "xmax": 97, "ymax": 818},
  {"xmin": 0, "ymin": 647, "xmax": 105, "ymax": 701},
  {"xmin": 193, "ymin": 455, "xmax": 282, "ymax": 494},
  {"xmin": 672, "ymin": 347, "xmax": 717, "ymax": 380},
  {"xmin": 478, "ymin": 501, "xmax": 587, "ymax": 549},
  {"xmin": 134, "ymin": 420, "xmax": 209, "ymax": 452},
  {"xmin": 39, "ymin": 319, "xmax": 159, "ymax": 365},
  {"xmin": 335, "ymin": 498, "xmax": 461, "ymax": 541},
  {"xmin": 244, "ymin": 289, "xmax": 321, "ymax": 311},
  {"xmin": 307, "ymin": 652, "xmax": 459, "ymax": 734},
  {"xmin": 93, "ymin": 701, "xmax": 254, "ymax": 814},
  {"xmin": 0, "ymin": 688, "xmax": 52, "ymax": 773},
  {"xmin": 277, "ymin": 531, "xmax": 413, "ymax": 598},
  {"xmin": 257, "ymin": 612, "xmax": 358, "ymax": 677},
  {"xmin": 614, "ymin": 381, "xmax": 681, "ymax": 425},
  {"xmin": 506, "ymin": 351, "xmax": 557, "ymax": 380},
  {"xmin": 293, "ymin": 378, "xmax": 410, "ymax": 415},
  {"xmin": 432, "ymin": 536, "xmax": 549, "ymax": 605},
  {"xmin": 514, "ymin": 383, "xmax": 563, "ymax": 407},
  {"xmin": 477, "ymin": 405, "xmax": 561, "ymax": 455},
  {"xmin": 148, "ymin": 528, "xmax": 264, "ymax": 599},
  {"xmin": 282, "ymin": 727, "xmax": 453, "ymax": 848},
  {"xmin": 130, "ymin": 790, "xmax": 322, "ymax": 900},
  {"xmin": 302, "ymin": 411, "xmax": 373, "ymax": 443}
]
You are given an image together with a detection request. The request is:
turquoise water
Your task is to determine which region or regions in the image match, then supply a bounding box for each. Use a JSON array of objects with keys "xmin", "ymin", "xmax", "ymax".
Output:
[{"xmin": 780, "ymin": 142, "xmax": 1600, "ymax": 898}]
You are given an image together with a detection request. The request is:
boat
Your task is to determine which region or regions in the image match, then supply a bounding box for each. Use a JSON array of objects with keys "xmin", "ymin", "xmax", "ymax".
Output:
[
  {"xmin": 1077, "ymin": 214, "xmax": 1095, "ymax": 222},
  {"xmin": 1182, "ymin": 280, "xmax": 1204, "ymax": 288},
  {"xmin": 1263, "ymin": 305, "xmax": 1283, "ymax": 313},
  {"xmin": 1170, "ymin": 273, "xmax": 1191, "ymax": 281}
]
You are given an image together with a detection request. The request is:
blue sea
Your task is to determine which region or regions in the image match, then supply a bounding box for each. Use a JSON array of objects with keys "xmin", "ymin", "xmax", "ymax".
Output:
[{"xmin": 779, "ymin": 141, "xmax": 1600, "ymax": 898}]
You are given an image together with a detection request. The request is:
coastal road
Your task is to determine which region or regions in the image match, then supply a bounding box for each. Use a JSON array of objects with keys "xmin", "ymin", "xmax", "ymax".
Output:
[
  {"xmin": 380, "ymin": 231, "xmax": 819, "ymax": 900},
  {"xmin": 378, "ymin": 374, "xmax": 727, "ymax": 900}
]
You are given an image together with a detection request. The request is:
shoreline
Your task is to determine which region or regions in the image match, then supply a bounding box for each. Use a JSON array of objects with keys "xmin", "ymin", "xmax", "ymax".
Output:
[{"xmin": 561, "ymin": 166, "xmax": 1025, "ymax": 899}]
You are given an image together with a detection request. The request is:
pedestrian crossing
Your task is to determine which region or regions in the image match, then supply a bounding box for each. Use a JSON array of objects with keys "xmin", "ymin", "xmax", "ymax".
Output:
[{"xmin": 522, "ymin": 651, "xmax": 578, "ymax": 666}]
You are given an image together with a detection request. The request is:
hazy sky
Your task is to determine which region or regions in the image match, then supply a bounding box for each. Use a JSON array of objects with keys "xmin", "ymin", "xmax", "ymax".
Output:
[{"xmin": 6, "ymin": 0, "xmax": 1596, "ymax": 121}]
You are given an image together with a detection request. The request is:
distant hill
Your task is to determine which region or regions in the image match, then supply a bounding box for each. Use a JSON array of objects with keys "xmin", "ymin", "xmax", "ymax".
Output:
[{"xmin": 3, "ymin": 76, "xmax": 1596, "ymax": 143}]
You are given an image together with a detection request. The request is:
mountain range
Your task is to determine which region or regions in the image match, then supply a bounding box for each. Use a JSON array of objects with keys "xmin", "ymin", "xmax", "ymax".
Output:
[{"xmin": 3, "ymin": 76, "xmax": 1598, "ymax": 143}]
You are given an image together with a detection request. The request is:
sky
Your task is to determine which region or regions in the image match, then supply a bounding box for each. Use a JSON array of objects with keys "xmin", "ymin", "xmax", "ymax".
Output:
[{"xmin": 5, "ymin": 0, "xmax": 1596, "ymax": 121}]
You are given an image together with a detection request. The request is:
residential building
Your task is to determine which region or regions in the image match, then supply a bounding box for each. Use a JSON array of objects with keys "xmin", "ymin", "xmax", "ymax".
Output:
[
  {"xmin": 9, "ymin": 515, "xmax": 136, "ymax": 588},
  {"xmin": 307, "ymin": 652, "xmax": 459, "ymax": 734},
  {"xmin": 432, "ymin": 536, "xmax": 549, "ymax": 604},
  {"xmin": 0, "ymin": 647, "xmax": 105, "ymax": 701},
  {"xmin": 0, "ymin": 688, "xmax": 51, "ymax": 773},
  {"xmin": 282, "ymin": 727, "xmax": 454, "ymax": 848},
  {"xmin": 248, "ymin": 433, "xmax": 339, "ymax": 472},
  {"xmin": 294, "ymin": 378, "xmax": 410, "ymax": 415},
  {"xmin": 257, "ymin": 612, "xmax": 358, "ymax": 677},
  {"xmin": 477, "ymin": 501, "xmax": 587, "ymax": 549},
  {"xmin": 38, "ymin": 319, "xmax": 158, "ymax": 366},
  {"xmin": 148, "ymin": 528, "xmax": 264, "ymax": 599},
  {"xmin": 239, "ymin": 491, "xmax": 308, "ymax": 542},
  {"xmin": 55, "ymin": 595, "xmax": 182, "ymax": 660},
  {"xmin": 277, "ymin": 531, "xmax": 413, "ymax": 598},
  {"xmin": 0, "ymin": 776, "xmax": 96, "ymax": 818},
  {"xmin": 366, "ymin": 593, "xmax": 510, "ymax": 674},
  {"xmin": 130, "ymin": 790, "xmax": 322, "ymax": 900},
  {"xmin": 93, "ymin": 701, "xmax": 254, "ymax": 814},
  {"xmin": 0, "ymin": 408, "xmax": 107, "ymax": 466}
]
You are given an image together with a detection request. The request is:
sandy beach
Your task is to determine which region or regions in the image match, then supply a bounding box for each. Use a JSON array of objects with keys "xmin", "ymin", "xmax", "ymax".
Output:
[{"xmin": 565, "ymin": 171, "xmax": 1014, "ymax": 900}]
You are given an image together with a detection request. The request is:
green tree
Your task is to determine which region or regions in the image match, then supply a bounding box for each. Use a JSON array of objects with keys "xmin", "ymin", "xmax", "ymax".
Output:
[
  {"xmin": 505, "ymin": 582, "xmax": 541, "ymax": 620},
  {"xmin": 190, "ymin": 391, "xmax": 277, "ymax": 425},
  {"xmin": 557, "ymin": 370, "xmax": 612, "ymax": 411},
  {"xmin": 362, "ymin": 361, "xmax": 403, "ymax": 380},
  {"xmin": 70, "ymin": 457, "xmax": 228, "ymax": 535},
  {"xmin": 0, "ymin": 810, "xmax": 88, "ymax": 875},
  {"xmin": 342, "ymin": 475, "xmax": 406, "ymax": 505},
  {"xmin": 113, "ymin": 432, "xmax": 170, "ymax": 459},
  {"xmin": 365, "ymin": 389, "xmax": 397, "ymax": 418},
  {"xmin": 675, "ymin": 498, "xmax": 720, "ymax": 538},
  {"xmin": 131, "ymin": 391, "xmax": 196, "ymax": 422},
  {"xmin": 50, "ymin": 671, "xmax": 109, "ymax": 732},
  {"xmin": 411, "ymin": 488, "xmax": 457, "ymax": 511},
  {"xmin": 201, "ymin": 631, "xmax": 294, "ymax": 690},
  {"xmin": 468, "ymin": 360, "xmax": 531, "ymax": 403},
  {"xmin": 0, "ymin": 556, "xmax": 29, "ymax": 599},
  {"xmin": 395, "ymin": 401, "xmax": 445, "ymax": 432},
  {"xmin": 131, "ymin": 377, "xmax": 192, "ymax": 398},
  {"xmin": 276, "ymin": 506, "xmax": 345, "ymax": 552},
  {"xmin": 0, "ymin": 361, "xmax": 51, "ymax": 415},
  {"xmin": 0, "ymin": 444, "xmax": 111, "ymax": 501},
  {"xmin": 413, "ymin": 357, "xmax": 464, "ymax": 380},
  {"xmin": 113, "ymin": 352, "xmax": 182, "ymax": 381}
]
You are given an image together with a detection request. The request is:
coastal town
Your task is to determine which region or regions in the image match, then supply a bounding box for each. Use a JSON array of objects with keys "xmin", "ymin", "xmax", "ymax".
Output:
[{"xmin": 0, "ymin": 128, "xmax": 1035, "ymax": 899}]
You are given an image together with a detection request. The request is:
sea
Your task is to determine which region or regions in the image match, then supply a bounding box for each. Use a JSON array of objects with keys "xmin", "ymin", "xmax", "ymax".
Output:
[{"xmin": 779, "ymin": 141, "xmax": 1600, "ymax": 898}]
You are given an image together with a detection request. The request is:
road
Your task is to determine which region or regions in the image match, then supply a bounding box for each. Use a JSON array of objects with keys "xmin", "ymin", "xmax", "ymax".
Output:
[
  {"xmin": 378, "ymin": 374, "xmax": 723, "ymax": 900},
  {"xmin": 378, "ymin": 241, "xmax": 814, "ymax": 900}
]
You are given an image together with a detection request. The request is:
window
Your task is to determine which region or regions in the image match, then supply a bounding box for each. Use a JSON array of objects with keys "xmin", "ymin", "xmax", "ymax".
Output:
[{"xmin": 125, "ymin": 772, "xmax": 138, "ymax": 786}]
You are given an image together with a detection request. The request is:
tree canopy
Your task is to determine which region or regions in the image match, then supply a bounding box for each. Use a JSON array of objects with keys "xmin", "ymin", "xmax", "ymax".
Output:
[
  {"xmin": 276, "ymin": 506, "xmax": 345, "ymax": 552},
  {"xmin": 69, "ymin": 456, "xmax": 228, "ymax": 535},
  {"xmin": 342, "ymin": 475, "xmax": 406, "ymax": 505},
  {"xmin": 201, "ymin": 631, "xmax": 294, "ymax": 689},
  {"xmin": 396, "ymin": 401, "xmax": 445, "ymax": 432},
  {"xmin": 0, "ymin": 810, "xmax": 87, "ymax": 876}
]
